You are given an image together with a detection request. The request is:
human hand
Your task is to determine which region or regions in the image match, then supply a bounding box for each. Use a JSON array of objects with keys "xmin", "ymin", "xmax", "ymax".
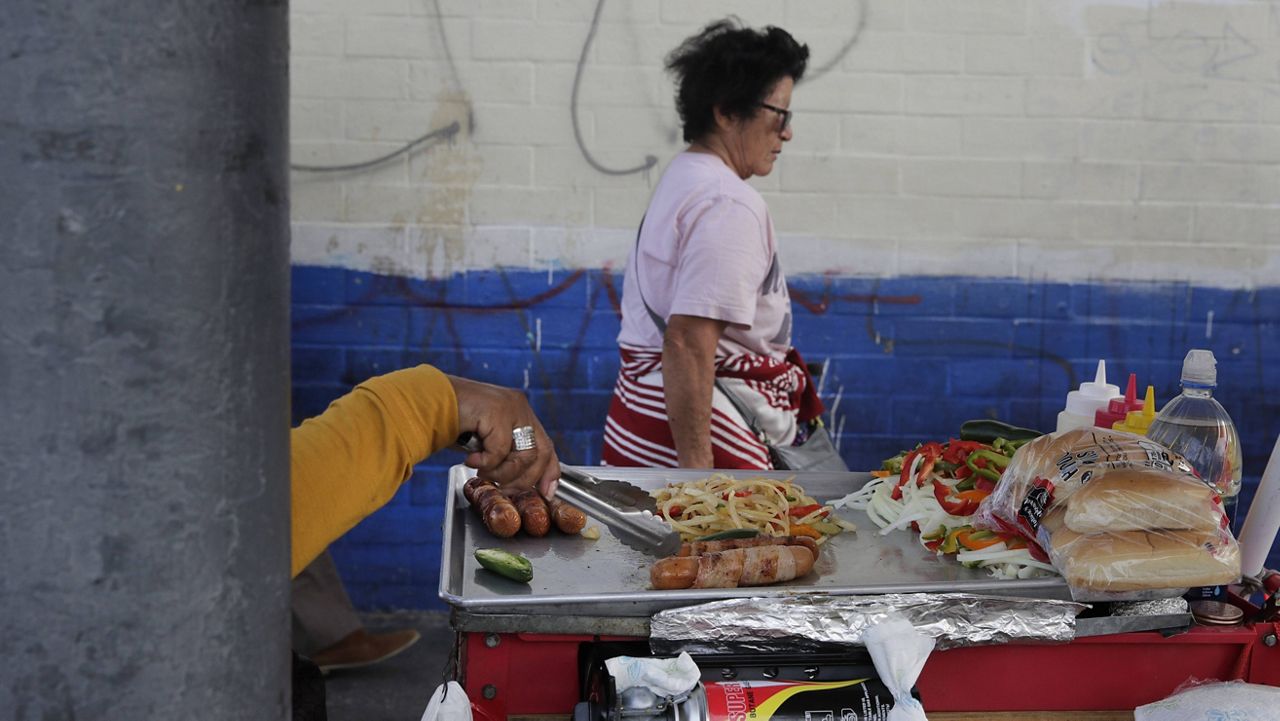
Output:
[{"xmin": 447, "ymin": 375, "xmax": 560, "ymax": 497}]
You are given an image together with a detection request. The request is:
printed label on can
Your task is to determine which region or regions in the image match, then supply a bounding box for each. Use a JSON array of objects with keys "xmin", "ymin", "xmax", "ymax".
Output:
[{"xmin": 701, "ymin": 679, "xmax": 896, "ymax": 721}]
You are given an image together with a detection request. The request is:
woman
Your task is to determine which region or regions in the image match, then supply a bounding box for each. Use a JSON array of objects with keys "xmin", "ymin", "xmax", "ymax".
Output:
[{"xmin": 601, "ymin": 19, "xmax": 823, "ymax": 470}]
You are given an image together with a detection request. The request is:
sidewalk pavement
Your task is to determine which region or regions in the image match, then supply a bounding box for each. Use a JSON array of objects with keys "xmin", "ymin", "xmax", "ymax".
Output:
[{"xmin": 323, "ymin": 611, "xmax": 453, "ymax": 721}]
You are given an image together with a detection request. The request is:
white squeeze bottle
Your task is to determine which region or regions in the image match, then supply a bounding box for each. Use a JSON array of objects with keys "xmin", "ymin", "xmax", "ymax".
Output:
[
  {"xmin": 1056, "ymin": 360, "xmax": 1121, "ymax": 433},
  {"xmin": 1146, "ymin": 349, "xmax": 1243, "ymax": 522}
]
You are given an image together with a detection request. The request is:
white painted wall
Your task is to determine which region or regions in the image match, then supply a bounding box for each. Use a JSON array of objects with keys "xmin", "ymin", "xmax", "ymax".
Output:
[{"xmin": 289, "ymin": 0, "xmax": 1280, "ymax": 287}]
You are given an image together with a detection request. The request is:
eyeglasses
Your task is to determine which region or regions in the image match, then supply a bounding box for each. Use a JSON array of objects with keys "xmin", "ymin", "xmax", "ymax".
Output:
[{"xmin": 758, "ymin": 102, "xmax": 793, "ymax": 133}]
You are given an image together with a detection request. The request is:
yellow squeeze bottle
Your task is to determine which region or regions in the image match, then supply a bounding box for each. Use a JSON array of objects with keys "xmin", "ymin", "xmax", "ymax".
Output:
[{"xmin": 1113, "ymin": 385, "xmax": 1158, "ymax": 436}]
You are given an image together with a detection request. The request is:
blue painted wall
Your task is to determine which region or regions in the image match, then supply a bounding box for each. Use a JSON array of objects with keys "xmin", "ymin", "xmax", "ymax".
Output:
[{"xmin": 291, "ymin": 265, "xmax": 1280, "ymax": 610}]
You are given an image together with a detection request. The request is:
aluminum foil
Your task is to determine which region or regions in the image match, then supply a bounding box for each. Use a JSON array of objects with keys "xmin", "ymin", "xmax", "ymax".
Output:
[
  {"xmin": 1111, "ymin": 598, "xmax": 1189, "ymax": 617},
  {"xmin": 649, "ymin": 593, "xmax": 1086, "ymax": 655}
]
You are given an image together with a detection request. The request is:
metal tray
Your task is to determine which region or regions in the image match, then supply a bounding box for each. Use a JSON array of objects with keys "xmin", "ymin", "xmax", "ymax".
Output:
[{"xmin": 439, "ymin": 465, "xmax": 1072, "ymax": 618}]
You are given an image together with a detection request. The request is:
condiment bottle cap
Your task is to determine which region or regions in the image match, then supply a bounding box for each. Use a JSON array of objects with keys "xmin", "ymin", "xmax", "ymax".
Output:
[{"xmin": 1064, "ymin": 360, "xmax": 1121, "ymax": 415}]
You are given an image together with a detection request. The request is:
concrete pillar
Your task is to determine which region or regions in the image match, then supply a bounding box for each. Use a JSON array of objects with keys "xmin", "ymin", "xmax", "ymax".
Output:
[{"xmin": 0, "ymin": 1, "xmax": 291, "ymax": 718}]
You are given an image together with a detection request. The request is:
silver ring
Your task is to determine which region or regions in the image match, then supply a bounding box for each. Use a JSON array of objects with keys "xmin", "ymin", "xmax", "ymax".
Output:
[{"xmin": 512, "ymin": 425, "xmax": 536, "ymax": 452}]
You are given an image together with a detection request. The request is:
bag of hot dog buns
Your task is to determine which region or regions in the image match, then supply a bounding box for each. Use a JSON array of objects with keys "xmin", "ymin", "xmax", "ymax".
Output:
[{"xmin": 974, "ymin": 428, "xmax": 1240, "ymax": 600}]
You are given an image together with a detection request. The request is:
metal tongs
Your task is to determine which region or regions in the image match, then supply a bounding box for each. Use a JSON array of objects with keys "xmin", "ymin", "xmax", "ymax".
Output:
[
  {"xmin": 557, "ymin": 465, "xmax": 682, "ymax": 558},
  {"xmin": 455, "ymin": 433, "xmax": 681, "ymax": 557}
]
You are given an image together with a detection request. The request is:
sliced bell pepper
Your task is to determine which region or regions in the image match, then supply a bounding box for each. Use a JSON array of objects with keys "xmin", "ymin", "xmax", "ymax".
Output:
[
  {"xmin": 789, "ymin": 523, "xmax": 822, "ymax": 539},
  {"xmin": 921, "ymin": 525, "xmax": 947, "ymax": 541},
  {"xmin": 788, "ymin": 503, "xmax": 824, "ymax": 518},
  {"xmin": 1000, "ymin": 533, "xmax": 1028, "ymax": 550},
  {"xmin": 939, "ymin": 526, "xmax": 966, "ymax": 554},
  {"xmin": 942, "ymin": 440, "xmax": 989, "ymax": 465},
  {"xmin": 965, "ymin": 452, "xmax": 1003, "ymax": 482},
  {"xmin": 969, "ymin": 449, "xmax": 1012, "ymax": 469},
  {"xmin": 956, "ymin": 528, "xmax": 1003, "ymax": 551},
  {"xmin": 932, "ymin": 481, "xmax": 990, "ymax": 516},
  {"xmin": 892, "ymin": 442, "xmax": 943, "ymax": 500}
]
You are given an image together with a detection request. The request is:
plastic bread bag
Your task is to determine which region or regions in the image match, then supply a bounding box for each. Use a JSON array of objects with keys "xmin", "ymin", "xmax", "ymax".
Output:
[
  {"xmin": 1135, "ymin": 679, "xmax": 1280, "ymax": 721},
  {"xmin": 973, "ymin": 428, "xmax": 1240, "ymax": 600}
]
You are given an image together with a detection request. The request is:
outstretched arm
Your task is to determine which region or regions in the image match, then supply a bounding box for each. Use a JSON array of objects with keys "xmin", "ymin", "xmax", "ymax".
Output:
[{"xmin": 290, "ymin": 365, "xmax": 559, "ymax": 577}]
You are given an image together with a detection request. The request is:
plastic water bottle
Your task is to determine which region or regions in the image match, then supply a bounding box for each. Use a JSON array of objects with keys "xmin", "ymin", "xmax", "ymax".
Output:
[{"xmin": 1146, "ymin": 349, "xmax": 1243, "ymax": 520}]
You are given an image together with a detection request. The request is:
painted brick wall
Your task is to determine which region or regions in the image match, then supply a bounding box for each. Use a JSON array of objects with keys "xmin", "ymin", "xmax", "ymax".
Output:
[
  {"xmin": 292, "ymin": 265, "xmax": 1280, "ymax": 610},
  {"xmin": 290, "ymin": 0, "xmax": 1280, "ymax": 285}
]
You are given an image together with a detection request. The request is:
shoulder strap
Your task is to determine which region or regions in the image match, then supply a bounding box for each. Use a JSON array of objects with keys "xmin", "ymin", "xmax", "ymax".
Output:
[{"xmin": 631, "ymin": 215, "xmax": 765, "ymax": 438}]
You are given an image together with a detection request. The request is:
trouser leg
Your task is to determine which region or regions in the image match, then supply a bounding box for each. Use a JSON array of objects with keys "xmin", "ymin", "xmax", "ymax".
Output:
[{"xmin": 291, "ymin": 550, "xmax": 363, "ymax": 655}]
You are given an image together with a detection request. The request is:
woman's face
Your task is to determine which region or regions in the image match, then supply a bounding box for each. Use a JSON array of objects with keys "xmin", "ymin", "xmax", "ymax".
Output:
[{"xmin": 718, "ymin": 76, "xmax": 795, "ymax": 179}]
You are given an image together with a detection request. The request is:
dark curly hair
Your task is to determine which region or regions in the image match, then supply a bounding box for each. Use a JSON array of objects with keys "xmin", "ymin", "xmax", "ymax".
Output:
[{"xmin": 665, "ymin": 19, "xmax": 810, "ymax": 144}]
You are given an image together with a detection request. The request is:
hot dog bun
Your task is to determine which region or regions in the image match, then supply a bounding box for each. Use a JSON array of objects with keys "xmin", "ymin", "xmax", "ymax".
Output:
[
  {"xmin": 1049, "ymin": 526, "xmax": 1240, "ymax": 593},
  {"xmin": 1064, "ymin": 468, "xmax": 1222, "ymax": 534}
]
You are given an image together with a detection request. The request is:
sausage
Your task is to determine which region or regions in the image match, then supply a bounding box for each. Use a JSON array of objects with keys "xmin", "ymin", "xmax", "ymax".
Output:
[
  {"xmin": 650, "ymin": 556, "xmax": 700, "ymax": 591},
  {"xmin": 650, "ymin": 546, "xmax": 816, "ymax": 590},
  {"xmin": 464, "ymin": 477, "xmax": 522, "ymax": 538},
  {"xmin": 678, "ymin": 535, "xmax": 819, "ymax": 560},
  {"xmin": 462, "ymin": 476, "xmax": 487, "ymax": 504},
  {"xmin": 547, "ymin": 496, "xmax": 588, "ymax": 534},
  {"xmin": 512, "ymin": 490, "xmax": 551, "ymax": 537}
]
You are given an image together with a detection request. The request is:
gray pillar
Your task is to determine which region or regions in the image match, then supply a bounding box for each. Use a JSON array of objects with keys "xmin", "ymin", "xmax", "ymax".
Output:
[{"xmin": 1, "ymin": 1, "xmax": 291, "ymax": 719}]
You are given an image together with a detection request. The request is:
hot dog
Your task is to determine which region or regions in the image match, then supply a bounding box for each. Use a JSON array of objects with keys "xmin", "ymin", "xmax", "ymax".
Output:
[
  {"xmin": 512, "ymin": 490, "xmax": 551, "ymax": 537},
  {"xmin": 463, "ymin": 477, "xmax": 522, "ymax": 538},
  {"xmin": 649, "ymin": 545, "xmax": 816, "ymax": 590},
  {"xmin": 547, "ymin": 496, "xmax": 588, "ymax": 534},
  {"xmin": 678, "ymin": 535, "xmax": 819, "ymax": 560}
]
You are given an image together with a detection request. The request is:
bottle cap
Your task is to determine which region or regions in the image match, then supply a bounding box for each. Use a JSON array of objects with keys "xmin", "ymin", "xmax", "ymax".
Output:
[
  {"xmin": 1181, "ymin": 349, "xmax": 1217, "ymax": 388},
  {"xmin": 1094, "ymin": 372, "xmax": 1137, "ymax": 429},
  {"xmin": 1115, "ymin": 385, "xmax": 1158, "ymax": 436},
  {"xmin": 1064, "ymin": 360, "xmax": 1121, "ymax": 416}
]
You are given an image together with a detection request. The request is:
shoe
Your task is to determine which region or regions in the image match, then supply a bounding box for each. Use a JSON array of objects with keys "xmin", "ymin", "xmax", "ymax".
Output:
[{"xmin": 311, "ymin": 627, "xmax": 421, "ymax": 674}]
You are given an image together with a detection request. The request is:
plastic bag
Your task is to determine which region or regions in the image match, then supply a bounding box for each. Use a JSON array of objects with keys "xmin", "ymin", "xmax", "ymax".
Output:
[
  {"xmin": 1135, "ymin": 679, "xmax": 1280, "ymax": 720},
  {"xmin": 863, "ymin": 613, "xmax": 933, "ymax": 721},
  {"xmin": 975, "ymin": 428, "xmax": 1240, "ymax": 600},
  {"xmin": 420, "ymin": 681, "xmax": 472, "ymax": 721}
]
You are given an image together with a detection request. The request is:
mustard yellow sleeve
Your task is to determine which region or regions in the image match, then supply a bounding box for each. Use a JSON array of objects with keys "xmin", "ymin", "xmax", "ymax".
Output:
[{"xmin": 290, "ymin": 365, "xmax": 460, "ymax": 577}]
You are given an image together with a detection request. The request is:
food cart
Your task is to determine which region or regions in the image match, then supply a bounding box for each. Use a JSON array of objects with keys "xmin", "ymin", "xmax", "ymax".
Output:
[{"xmin": 440, "ymin": 467, "xmax": 1280, "ymax": 720}]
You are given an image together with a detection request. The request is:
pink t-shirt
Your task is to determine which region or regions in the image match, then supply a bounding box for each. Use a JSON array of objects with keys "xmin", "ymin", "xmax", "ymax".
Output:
[{"xmin": 617, "ymin": 152, "xmax": 792, "ymax": 361}]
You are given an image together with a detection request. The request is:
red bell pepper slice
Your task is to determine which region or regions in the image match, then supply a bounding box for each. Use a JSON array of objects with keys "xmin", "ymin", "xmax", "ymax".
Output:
[
  {"xmin": 932, "ymin": 481, "xmax": 990, "ymax": 516},
  {"xmin": 942, "ymin": 440, "xmax": 988, "ymax": 465},
  {"xmin": 892, "ymin": 442, "xmax": 943, "ymax": 500},
  {"xmin": 788, "ymin": 503, "xmax": 825, "ymax": 518}
]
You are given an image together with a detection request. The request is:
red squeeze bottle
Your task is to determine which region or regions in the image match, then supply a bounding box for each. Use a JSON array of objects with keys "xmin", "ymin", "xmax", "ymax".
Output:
[{"xmin": 1095, "ymin": 372, "xmax": 1138, "ymax": 429}]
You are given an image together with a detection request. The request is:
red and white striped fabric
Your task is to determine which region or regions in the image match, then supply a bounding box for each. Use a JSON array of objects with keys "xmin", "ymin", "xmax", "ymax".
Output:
[{"xmin": 601, "ymin": 344, "xmax": 824, "ymax": 470}]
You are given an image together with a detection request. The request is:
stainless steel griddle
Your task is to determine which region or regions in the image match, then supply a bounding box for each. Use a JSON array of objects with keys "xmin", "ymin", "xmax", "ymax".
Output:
[{"xmin": 439, "ymin": 466, "xmax": 1073, "ymax": 630}]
